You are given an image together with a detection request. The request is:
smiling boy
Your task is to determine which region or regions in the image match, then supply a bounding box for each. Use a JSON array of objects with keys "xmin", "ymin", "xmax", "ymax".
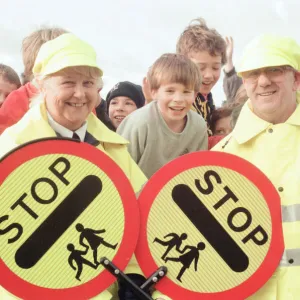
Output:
[
  {"xmin": 117, "ymin": 53, "xmax": 208, "ymax": 178},
  {"xmin": 176, "ymin": 18, "xmax": 227, "ymax": 134},
  {"xmin": 106, "ymin": 81, "xmax": 145, "ymax": 130}
]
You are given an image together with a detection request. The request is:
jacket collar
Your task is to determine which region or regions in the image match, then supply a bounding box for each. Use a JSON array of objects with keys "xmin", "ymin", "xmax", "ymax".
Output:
[
  {"xmin": 233, "ymin": 95, "xmax": 300, "ymax": 144},
  {"xmin": 17, "ymin": 102, "xmax": 128, "ymax": 146},
  {"xmin": 197, "ymin": 92, "xmax": 213, "ymax": 102}
]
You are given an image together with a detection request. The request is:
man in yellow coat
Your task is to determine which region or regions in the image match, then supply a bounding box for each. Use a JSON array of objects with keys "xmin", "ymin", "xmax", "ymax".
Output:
[{"xmin": 213, "ymin": 35, "xmax": 300, "ymax": 299}]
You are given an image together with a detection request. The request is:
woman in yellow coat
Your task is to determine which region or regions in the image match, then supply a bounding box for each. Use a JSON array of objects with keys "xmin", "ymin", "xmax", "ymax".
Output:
[
  {"xmin": 213, "ymin": 35, "xmax": 300, "ymax": 300},
  {"xmin": 0, "ymin": 33, "xmax": 168, "ymax": 300}
]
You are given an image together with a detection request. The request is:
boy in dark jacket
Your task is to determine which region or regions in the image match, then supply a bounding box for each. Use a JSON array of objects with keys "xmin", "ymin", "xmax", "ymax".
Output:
[{"xmin": 176, "ymin": 18, "xmax": 227, "ymax": 135}]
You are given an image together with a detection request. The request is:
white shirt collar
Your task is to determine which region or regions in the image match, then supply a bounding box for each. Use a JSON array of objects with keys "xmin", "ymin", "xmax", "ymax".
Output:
[{"xmin": 47, "ymin": 112, "xmax": 87, "ymax": 142}]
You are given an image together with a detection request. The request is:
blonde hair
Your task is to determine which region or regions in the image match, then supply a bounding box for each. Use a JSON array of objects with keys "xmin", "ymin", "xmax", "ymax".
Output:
[
  {"xmin": 37, "ymin": 66, "xmax": 102, "ymax": 84},
  {"xmin": 22, "ymin": 27, "xmax": 68, "ymax": 83},
  {"xmin": 98, "ymin": 76, "xmax": 104, "ymax": 89},
  {"xmin": 147, "ymin": 53, "xmax": 202, "ymax": 92},
  {"xmin": 55, "ymin": 66, "xmax": 102, "ymax": 79},
  {"xmin": 176, "ymin": 18, "xmax": 226, "ymax": 64}
]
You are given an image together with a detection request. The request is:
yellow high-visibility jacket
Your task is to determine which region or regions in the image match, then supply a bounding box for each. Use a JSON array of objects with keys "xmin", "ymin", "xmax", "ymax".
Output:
[
  {"xmin": 213, "ymin": 99, "xmax": 300, "ymax": 300},
  {"xmin": 0, "ymin": 103, "xmax": 170, "ymax": 299}
]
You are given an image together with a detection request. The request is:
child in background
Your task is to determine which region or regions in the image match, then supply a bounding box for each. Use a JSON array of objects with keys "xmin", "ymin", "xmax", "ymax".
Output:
[
  {"xmin": 0, "ymin": 27, "xmax": 67, "ymax": 134},
  {"xmin": 210, "ymin": 105, "xmax": 235, "ymax": 136},
  {"xmin": 106, "ymin": 81, "xmax": 145, "ymax": 129},
  {"xmin": 176, "ymin": 18, "xmax": 226, "ymax": 135},
  {"xmin": 223, "ymin": 36, "xmax": 243, "ymax": 103},
  {"xmin": 0, "ymin": 64, "xmax": 21, "ymax": 108},
  {"xmin": 117, "ymin": 53, "xmax": 208, "ymax": 178},
  {"xmin": 233, "ymin": 84, "xmax": 248, "ymax": 105},
  {"xmin": 95, "ymin": 98, "xmax": 115, "ymax": 131}
]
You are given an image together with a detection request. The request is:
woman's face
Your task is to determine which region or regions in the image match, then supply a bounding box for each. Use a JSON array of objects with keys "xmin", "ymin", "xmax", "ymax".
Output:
[
  {"xmin": 109, "ymin": 96, "xmax": 138, "ymax": 128},
  {"xmin": 42, "ymin": 68, "xmax": 99, "ymax": 131}
]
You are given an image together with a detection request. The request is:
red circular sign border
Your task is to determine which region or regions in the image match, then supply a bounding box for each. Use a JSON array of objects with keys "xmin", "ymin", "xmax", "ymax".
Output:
[
  {"xmin": 135, "ymin": 151, "xmax": 284, "ymax": 300},
  {"xmin": 0, "ymin": 138, "xmax": 140, "ymax": 300}
]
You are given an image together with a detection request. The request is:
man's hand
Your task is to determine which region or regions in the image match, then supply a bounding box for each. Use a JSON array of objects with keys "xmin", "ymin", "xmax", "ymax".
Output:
[{"xmin": 224, "ymin": 36, "xmax": 234, "ymax": 73}]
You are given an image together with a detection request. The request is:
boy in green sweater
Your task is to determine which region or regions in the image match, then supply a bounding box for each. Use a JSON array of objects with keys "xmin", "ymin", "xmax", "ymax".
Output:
[{"xmin": 117, "ymin": 53, "xmax": 208, "ymax": 178}]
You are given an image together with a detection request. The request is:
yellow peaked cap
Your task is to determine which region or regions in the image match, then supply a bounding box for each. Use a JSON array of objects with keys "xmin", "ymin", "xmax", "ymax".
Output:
[
  {"xmin": 33, "ymin": 33, "xmax": 103, "ymax": 76},
  {"xmin": 237, "ymin": 34, "xmax": 300, "ymax": 75}
]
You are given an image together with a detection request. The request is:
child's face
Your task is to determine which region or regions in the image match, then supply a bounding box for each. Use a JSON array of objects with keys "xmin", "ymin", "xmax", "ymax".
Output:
[
  {"xmin": 214, "ymin": 116, "xmax": 232, "ymax": 136},
  {"xmin": 152, "ymin": 82, "xmax": 195, "ymax": 125},
  {"xmin": 0, "ymin": 76, "xmax": 18, "ymax": 107},
  {"xmin": 189, "ymin": 51, "xmax": 222, "ymax": 94},
  {"xmin": 109, "ymin": 96, "xmax": 138, "ymax": 129}
]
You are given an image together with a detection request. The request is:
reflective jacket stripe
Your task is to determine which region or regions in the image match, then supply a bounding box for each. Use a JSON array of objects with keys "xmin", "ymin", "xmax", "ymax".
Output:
[
  {"xmin": 281, "ymin": 204, "xmax": 300, "ymax": 222},
  {"xmin": 280, "ymin": 248, "xmax": 300, "ymax": 267}
]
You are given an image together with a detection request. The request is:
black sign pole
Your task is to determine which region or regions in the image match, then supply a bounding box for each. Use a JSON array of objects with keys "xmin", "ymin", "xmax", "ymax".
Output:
[{"xmin": 100, "ymin": 257, "xmax": 167, "ymax": 300}]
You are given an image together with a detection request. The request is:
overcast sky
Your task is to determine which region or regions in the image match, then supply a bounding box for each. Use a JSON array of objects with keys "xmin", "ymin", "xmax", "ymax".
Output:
[{"xmin": 1, "ymin": 0, "xmax": 299, "ymax": 106}]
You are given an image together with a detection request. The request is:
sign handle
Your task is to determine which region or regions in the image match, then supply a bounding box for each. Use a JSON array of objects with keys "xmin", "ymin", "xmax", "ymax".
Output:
[
  {"xmin": 140, "ymin": 266, "xmax": 168, "ymax": 291},
  {"xmin": 100, "ymin": 257, "xmax": 152, "ymax": 299},
  {"xmin": 100, "ymin": 257, "xmax": 167, "ymax": 300}
]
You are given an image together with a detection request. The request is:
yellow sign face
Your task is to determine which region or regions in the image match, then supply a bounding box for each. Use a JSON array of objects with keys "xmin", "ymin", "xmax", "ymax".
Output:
[
  {"xmin": 148, "ymin": 166, "xmax": 271, "ymax": 292},
  {"xmin": 1, "ymin": 154, "xmax": 124, "ymax": 288},
  {"xmin": 136, "ymin": 151, "xmax": 283, "ymax": 300}
]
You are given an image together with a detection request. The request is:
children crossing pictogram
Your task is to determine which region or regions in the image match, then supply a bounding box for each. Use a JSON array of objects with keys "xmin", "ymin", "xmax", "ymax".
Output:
[
  {"xmin": 76, "ymin": 223, "xmax": 118, "ymax": 265},
  {"xmin": 153, "ymin": 233, "xmax": 187, "ymax": 261},
  {"xmin": 0, "ymin": 138, "xmax": 139, "ymax": 300},
  {"xmin": 165, "ymin": 241, "xmax": 206, "ymax": 282},
  {"xmin": 67, "ymin": 223, "xmax": 118, "ymax": 281},
  {"xmin": 136, "ymin": 151, "xmax": 284, "ymax": 300},
  {"xmin": 67, "ymin": 243, "xmax": 98, "ymax": 281},
  {"xmin": 155, "ymin": 231, "xmax": 206, "ymax": 283}
]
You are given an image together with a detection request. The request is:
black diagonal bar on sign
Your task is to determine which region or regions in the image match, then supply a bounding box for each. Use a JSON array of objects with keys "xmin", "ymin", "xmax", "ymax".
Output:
[
  {"xmin": 15, "ymin": 175, "xmax": 102, "ymax": 269},
  {"xmin": 172, "ymin": 184, "xmax": 249, "ymax": 272}
]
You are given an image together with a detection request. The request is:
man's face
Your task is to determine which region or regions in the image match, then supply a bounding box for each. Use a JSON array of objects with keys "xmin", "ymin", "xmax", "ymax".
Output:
[
  {"xmin": 0, "ymin": 76, "xmax": 18, "ymax": 107},
  {"xmin": 242, "ymin": 66, "xmax": 300, "ymax": 122},
  {"xmin": 188, "ymin": 51, "xmax": 222, "ymax": 94},
  {"xmin": 42, "ymin": 68, "xmax": 99, "ymax": 131}
]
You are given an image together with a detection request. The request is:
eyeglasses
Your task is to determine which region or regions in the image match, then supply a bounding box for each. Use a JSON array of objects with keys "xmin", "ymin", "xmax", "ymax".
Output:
[{"xmin": 242, "ymin": 66, "xmax": 294, "ymax": 83}]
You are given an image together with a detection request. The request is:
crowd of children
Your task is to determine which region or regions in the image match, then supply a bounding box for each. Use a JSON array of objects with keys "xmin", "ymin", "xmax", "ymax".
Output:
[
  {"xmin": 1, "ymin": 16, "xmax": 300, "ymax": 300},
  {"xmin": 0, "ymin": 18, "xmax": 242, "ymax": 164}
]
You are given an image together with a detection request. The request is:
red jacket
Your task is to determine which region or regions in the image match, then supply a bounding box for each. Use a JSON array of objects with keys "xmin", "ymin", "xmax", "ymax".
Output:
[
  {"xmin": 0, "ymin": 83, "xmax": 37, "ymax": 134},
  {"xmin": 208, "ymin": 135, "xmax": 224, "ymax": 150}
]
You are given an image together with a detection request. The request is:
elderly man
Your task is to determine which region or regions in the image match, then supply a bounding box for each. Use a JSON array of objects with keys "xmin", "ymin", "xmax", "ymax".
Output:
[{"xmin": 213, "ymin": 35, "xmax": 300, "ymax": 299}]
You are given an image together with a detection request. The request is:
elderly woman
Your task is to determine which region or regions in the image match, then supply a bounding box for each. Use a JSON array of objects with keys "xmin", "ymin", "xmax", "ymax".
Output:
[
  {"xmin": 0, "ymin": 34, "xmax": 145, "ymax": 180},
  {"xmin": 0, "ymin": 34, "xmax": 168, "ymax": 300}
]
